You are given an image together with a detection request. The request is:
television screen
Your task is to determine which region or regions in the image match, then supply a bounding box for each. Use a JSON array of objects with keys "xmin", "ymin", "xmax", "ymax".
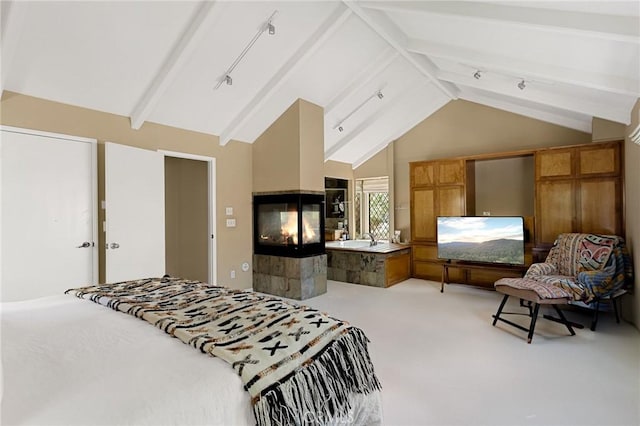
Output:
[{"xmin": 437, "ymin": 216, "xmax": 525, "ymax": 265}]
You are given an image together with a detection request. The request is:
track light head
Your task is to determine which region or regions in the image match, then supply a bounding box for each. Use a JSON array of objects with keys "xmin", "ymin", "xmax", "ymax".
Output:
[
  {"xmin": 225, "ymin": 75, "xmax": 232, "ymax": 86},
  {"xmin": 377, "ymin": 91, "xmax": 384, "ymax": 99},
  {"xmin": 473, "ymin": 70, "xmax": 482, "ymax": 80},
  {"xmin": 518, "ymin": 79, "xmax": 526, "ymax": 90},
  {"xmin": 268, "ymin": 23, "xmax": 275, "ymax": 35}
]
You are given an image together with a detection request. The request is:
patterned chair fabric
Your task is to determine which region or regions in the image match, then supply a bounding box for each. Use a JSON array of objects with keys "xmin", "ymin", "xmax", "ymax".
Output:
[{"xmin": 524, "ymin": 233, "xmax": 633, "ymax": 303}]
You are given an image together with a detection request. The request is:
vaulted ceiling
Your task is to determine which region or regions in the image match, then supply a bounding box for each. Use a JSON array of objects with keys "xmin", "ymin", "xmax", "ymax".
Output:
[{"xmin": 2, "ymin": 1, "xmax": 639, "ymax": 167}]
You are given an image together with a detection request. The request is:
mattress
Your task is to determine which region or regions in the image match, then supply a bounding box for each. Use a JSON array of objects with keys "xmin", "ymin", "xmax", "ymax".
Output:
[{"xmin": 1, "ymin": 294, "xmax": 382, "ymax": 425}]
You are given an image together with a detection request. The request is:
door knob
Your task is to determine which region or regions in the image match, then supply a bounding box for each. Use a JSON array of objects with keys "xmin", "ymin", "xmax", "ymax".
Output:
[
  {"xmin": 110, "ymin": 243, "xmax": 120, "ymax": 249},
  {"xmin": 76, "ymin": 242, "xmax": 91, "ymax": 248}
]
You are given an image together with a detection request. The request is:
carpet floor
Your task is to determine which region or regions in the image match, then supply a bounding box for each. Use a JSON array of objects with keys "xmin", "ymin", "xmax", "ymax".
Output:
[{"xmin": 302, "ymin": 279, "xmax": 639, "ymax": 426}]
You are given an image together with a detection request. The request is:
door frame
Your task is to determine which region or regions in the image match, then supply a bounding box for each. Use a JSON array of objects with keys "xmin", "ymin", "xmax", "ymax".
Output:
[
  {"xmin": 159, "ymin": 150, "xmax": 217, "ymax": 285},
  {"xmin": 0, "ymin": 125, "xmax": 99, "ymax": 287}
]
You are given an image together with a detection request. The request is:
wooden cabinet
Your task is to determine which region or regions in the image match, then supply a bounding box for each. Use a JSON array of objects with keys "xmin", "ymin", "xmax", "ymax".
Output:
[
  {"xmin": 535, "ymin": 141, "xmax": 622, "ymax": 245},
  {"xmin": 408, "ymin": 140, "xmax": 623, "ymax": 286},
  {"xmin": 410, "ymin": 160, "xmax": 468, "ymax": 243},
  {"xmin": 410, "ymin": 159, "xmax": 469, "ymax": 280},
  {"xmin": 412, "ymin": 187, "xmax": 436, "ymax": 240}
]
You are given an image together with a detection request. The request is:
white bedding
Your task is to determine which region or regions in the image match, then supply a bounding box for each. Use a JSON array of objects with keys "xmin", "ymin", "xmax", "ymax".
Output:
[{"xmin": 1, "ymin": 294, "xmax": 382, "ymax": 425}]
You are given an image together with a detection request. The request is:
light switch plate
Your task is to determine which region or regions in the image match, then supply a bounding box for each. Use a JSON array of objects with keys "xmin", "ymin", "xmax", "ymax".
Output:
[
  {"xmin": 225, "ymin": 207, "xmax": 233, "ymax": 216},
  {"xmin": 226, "ymin": 218, "xmax": 236, "ymax": 227}
]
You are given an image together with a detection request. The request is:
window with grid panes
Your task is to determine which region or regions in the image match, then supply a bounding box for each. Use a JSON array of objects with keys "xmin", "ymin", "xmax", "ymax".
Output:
[{"xmin": 355, "ymin": 177, "xmax": 389, "ymax": 240}]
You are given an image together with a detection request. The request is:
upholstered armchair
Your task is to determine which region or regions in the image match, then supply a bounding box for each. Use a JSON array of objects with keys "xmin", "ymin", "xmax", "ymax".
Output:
[{"xmin": 524, "ymin": 233, "xmax": 633, "ymax": 329}]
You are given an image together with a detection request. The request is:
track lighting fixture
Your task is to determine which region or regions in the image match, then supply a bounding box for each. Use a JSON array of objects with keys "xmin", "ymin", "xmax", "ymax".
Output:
[
  {"xmin": 473, "ymin": 70, "xmax": 482, "ymax": 80},
  {"xmin": 334, "ymin": 89, "xmax": 385, "ymax": 133},
  {"xmin": 214, "ymin": 11, "xmax": 278, "ymax": 90},
  {"xmin": 517, "ymin": 79, "xmax": 526, "ymax": 90}
]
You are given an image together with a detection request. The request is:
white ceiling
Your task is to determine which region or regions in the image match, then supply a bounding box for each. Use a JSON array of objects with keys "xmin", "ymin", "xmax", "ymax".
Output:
[{"xmin": 2, "ymin": 1, "xmax": 639, "ymax": 167}]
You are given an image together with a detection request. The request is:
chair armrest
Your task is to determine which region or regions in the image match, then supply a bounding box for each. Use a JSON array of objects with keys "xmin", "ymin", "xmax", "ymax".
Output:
[{"xmin": 525, "ymin": 262, "xmax": 557, "ymax": 278}]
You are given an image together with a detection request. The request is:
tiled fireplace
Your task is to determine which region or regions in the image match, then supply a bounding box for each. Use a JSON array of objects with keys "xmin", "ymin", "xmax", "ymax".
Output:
[{"xmin": 252, "ymin": 191, "xmax": 327, "ymax": 300}]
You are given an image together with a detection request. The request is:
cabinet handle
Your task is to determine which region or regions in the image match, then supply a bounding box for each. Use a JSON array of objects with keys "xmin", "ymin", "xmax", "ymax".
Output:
[
  {"xmin": 110, "ymin": 243, "xmax": 120, "ymax": 249},
  {"xmin": 76, "ymin": 242, "xmax": 91, "ymax": 248}
]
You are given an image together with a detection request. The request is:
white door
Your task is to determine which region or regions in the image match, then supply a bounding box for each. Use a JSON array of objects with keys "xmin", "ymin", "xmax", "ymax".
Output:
[
  {"xmin": 105, "ymin": 142, "xmax": 165, "ymax": 282},
  {"xmin": 0, "ymin": 127, "xmax": 97, "ymax": 302}
]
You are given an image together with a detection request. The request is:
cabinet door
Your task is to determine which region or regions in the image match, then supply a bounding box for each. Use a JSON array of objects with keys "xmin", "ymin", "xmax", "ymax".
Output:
[
  {"xmin": 536, "ymin": 180, "xmax": 575, "ymax": 243},
  {"xmin": 578, "ymin": 178, "xmax": 622, "ymax": 236},
  {"xmin": 412, "ymin": 188, "xmax": 436, "ymax": 241},
  {"xmin": 411, "ymin": 162, "xmax": 435, "ymax": 187},
  {"xmin": 438, "ymin": 160, "xmax": 465, "ymax": 185},
  {"xmin": 438, "ymin": 186, "xmax": 466, "ymax": 217},
  {"xmin": 536, "ymin": 149, "xmax": 574, "ymax": 179},
  {"xmin": 578, "ymin": 144, "xmax": 620, "ymax": 176}
]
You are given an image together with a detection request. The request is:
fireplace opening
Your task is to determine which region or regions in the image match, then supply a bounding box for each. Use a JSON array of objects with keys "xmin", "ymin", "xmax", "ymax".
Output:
[{"xmin": 253, "ymin": 192, "xmax": 325, "ymax": 258}]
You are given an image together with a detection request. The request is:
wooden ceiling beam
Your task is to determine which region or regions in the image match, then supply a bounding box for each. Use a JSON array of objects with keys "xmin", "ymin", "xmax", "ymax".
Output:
[
  {"xmin": 129, "ymin": 1, "xmax": 225, "ymax": 130},
  {"xmin": 325, "ymin": 47, "xmax": 399, "ymax": 115},
  {"xmin": 407, "ymin": 38, "xmax": 639, "ymax": 98},
  {"xmin": 438, "ymin": 69, "xmax": 632, "ymax": 125},
  {"xmin": 324, "ymin": 78, "xmax": 424, "ymax": 160},
  {"xmin": 343, "ymin": 1, "xmax": 458, "ymax": 100},
  {"xmin": 218, "ymin": 5, "xmax": 353, "ymax": 146},
  {"xmin": 360, "ymin": 1, "xmax": 640, "ymax": 43}
]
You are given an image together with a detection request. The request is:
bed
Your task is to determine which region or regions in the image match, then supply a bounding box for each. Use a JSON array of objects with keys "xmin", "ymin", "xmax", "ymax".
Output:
[{"xmin": 1, "ymin": 277, "xmax": 382, "ymax": 425}]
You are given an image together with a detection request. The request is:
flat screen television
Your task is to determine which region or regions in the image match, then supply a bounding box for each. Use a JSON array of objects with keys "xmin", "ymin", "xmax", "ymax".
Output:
[{"xmin": 437, "ymin": 216, "xmax": 525, "ymax": 265}]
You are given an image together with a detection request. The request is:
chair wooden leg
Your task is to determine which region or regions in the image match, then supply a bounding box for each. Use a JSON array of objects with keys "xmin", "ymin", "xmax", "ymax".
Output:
[
  {"xmin": 590, "ymin": 300, "xmax": 600, "ymax": 331},
  {"xmin": 612, "ymin": 296, "xmax": 621, "ymax": 324},
  {"xmin": 527, "ymin": 303, "xmax": 540, "ymax": 344},
  {"xmin": 552, "ymin": 305, "xmax": 576, "ymax": 336},
  {"xmin": 493, "ymin": 294, "xmax": 509, "ymax": 326}
]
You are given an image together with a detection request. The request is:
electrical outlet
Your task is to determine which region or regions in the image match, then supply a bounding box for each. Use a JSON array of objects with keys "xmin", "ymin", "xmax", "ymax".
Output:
[
  {"xmin": 226, "ymin": 218, "xmax": 236, "ymax": 227},
  {"xmin": 230, "ymin": 270, "xmax": 236, "ymax": 279}
]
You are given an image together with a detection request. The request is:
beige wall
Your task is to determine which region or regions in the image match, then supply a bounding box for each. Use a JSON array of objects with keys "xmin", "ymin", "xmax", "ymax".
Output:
[
  {"xmin": 252, "ymin": 100, "xmax": 301, "ymax": 193},
  {"xmin": 165, "ymin": 157, "xmax": 208, "ymax": 283},
  {"xmin": 593, "ymin": 117, "xmax": 627, "ymax": 142},
  {"xmin": 1, "ymin": 91, "xmax": 254, "ymax": 289},
  {"xmin": 253, "ymin": 99, "xmax": 324, "ymax": 193},
  {"xmin": 299, "ymin": 100, "xmax": 325, "ymax": 192},
  {"xmin": 391, "ymin": 99, "xmax": 592, "ymax": 240},
  {"xmin": 354, "ymin": 145, "xmax": 391, "ymax": 179},
  {"xmin": 324, "ymin": 160, "xmax": 354, "ymax": 180},
  {"xmin": 624, "ymin": 98, "xmax": 640, "ymax": 328},
  {"xmin": 474, "ymin": 156, "xmax": 535, "ymax": 217}
]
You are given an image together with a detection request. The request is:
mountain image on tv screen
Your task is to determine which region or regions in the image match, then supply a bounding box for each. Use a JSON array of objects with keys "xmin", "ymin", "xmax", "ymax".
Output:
[{"xmin": 437, "ymin": 216, "xmax": 525, "ymax": 265}]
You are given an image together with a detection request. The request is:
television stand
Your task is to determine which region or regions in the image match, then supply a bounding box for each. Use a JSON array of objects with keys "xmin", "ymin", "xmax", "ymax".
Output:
[{"xmin": 440, "ymin": 261, "xmax": 527, "ymax": 293}]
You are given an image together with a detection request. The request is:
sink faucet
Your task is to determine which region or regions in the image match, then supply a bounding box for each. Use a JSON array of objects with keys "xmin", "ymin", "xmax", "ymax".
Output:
[{"xmin": 362, "ymin": 233, "xmax": 377, "ymax": 246}]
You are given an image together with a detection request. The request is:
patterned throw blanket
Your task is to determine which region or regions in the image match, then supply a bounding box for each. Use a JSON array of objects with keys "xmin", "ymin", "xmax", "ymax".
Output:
[{"xmin": 66, "ymin": 277, "xmax": 381, "ymax": 425}]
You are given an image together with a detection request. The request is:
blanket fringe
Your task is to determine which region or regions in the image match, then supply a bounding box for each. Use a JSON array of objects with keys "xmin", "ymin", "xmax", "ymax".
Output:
[{"xmin": 253, "ymin": 327, "xmax": 381, "ymax": 426}]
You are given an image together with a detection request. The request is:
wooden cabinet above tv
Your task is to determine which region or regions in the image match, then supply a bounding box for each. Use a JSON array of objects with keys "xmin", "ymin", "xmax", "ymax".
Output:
[
  {"xmin": 410, "ymin": 159, "xmax": 474, "ymax": 242},
  {"xmin": 409, "ymin": 140, "xmax": 624, "ymax": 286}
]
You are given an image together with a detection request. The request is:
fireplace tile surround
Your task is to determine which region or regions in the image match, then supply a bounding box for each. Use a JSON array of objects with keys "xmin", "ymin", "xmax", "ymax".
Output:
[{"xmin": 252, "ymin": 253, "xmax": 327, "ymax": 300}]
